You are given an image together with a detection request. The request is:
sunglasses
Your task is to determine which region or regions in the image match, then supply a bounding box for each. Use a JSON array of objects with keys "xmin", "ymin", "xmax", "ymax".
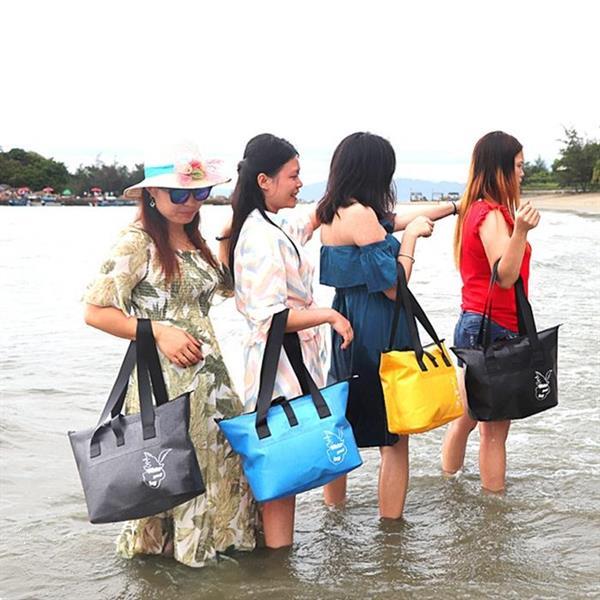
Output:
[{"xmin": 164, "ymin": 187, "xmax": 212, "ymax": 204}]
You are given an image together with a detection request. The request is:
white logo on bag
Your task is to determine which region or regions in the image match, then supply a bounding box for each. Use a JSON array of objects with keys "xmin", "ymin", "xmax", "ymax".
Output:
[
  {"xmin": 324, "ymin": 429, "xmax": 348, "ymax": 465},
  {"xmin": 142, "ymin": 449, "xmax": 172, "ymax": 489},
  {"xmin": 534, "ymin": 370, "xmax": 553, "ymax": 401}
]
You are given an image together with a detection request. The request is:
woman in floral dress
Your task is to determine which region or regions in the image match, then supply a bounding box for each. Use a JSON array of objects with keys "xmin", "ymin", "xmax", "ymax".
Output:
[
  {"xmin": 228, "ymin": 134, "xmax": 354, "ymax": 548},
  {"xmin": 83, "ymin": 151, "xmax": 256, "ymax": 567}
]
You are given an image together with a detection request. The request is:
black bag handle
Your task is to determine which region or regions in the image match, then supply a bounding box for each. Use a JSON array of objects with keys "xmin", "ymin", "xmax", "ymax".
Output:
[
  {"xmin": 255, "ymin": 310, "xmax": 331, "ymax": 440},
  {"xmin": 95, "ymin": 341, "xmax": 137, "ymax": 427},
  {"xmin": 135, "ymin": 320, "xmax": 159, "ymax": 440},
  {"xmin": 93, "ymin": 320, "xmax": 169, "ymax": 428},
  {"xmin": 137, "ymin": 319, "xmax": 170, "ymax": 408},
  {"xmin": 478, "ymin": 260, "xmax": 501, "ymax": 348},
  {"xmin": 282, "ymin": 333, "xmax": 312, "ymax": 397},
  {"xmin": 514, "ymin": 277, "xmax": 544, "ymax": 361},
  {"xmin": 283, "ymin": 333, "xmax": 332, "ymax": 417},
  {"xmin": 388, "ymin": 264, "xmax": 451, "ymax": 371},
  {"xmin": 254, "ymin": 310, "xmax": 288, "ymax": 438},
  {"xmin": 403, "ymin": 286, "xmax": 452, "ymax": 366},
  {"xmin": 388, "ymin": 264, "xmax": 419, "ymax": 350},
  {"xmin": 480, "ymin": 259, "xmax": 534, "ymax": 345},
  {"xmin": 480, "ymin": 261, "xmax": 543, "ymax": 360},
  {"xmin": 89, "ymin": 318, "xmax": 171, "ymax": 457}
]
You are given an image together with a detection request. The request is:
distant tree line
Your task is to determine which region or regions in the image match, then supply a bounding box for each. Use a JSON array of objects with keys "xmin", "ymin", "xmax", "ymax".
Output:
[
  {"xmin": 522, "ymin": 128, "xmax": 600, "ymax": 192},
  {"xmin": 2, "ymin": 128, "xmax": 599, "ymax": 195},
  {"xmin": 0, "ymin": 148, "xmax": 71, "ymax": 191},
  {"xmin": 0, "ymin": 148, "xmax": 144, "ymax": 195},
  {"xmin": 69, "ymin": 161, "xmax": 144, "ymax": 196}
]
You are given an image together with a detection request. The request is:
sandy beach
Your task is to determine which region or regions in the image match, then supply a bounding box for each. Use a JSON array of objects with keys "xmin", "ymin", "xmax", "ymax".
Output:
[
  {"xmin": 403, "ymin": 193, "xmax": 599, "ymax": 217},
  {"xmin": 525, "ymin": 192, "xmax": 600, "ymax": 215}
]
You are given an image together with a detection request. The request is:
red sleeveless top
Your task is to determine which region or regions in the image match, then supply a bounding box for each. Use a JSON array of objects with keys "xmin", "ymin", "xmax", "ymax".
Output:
[{"xmin": 459, "ymin": 199, "xmax": 530, "ymax": 332}]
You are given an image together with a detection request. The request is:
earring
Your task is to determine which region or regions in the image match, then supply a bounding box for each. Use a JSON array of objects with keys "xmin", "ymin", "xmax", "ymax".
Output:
[{"xmin": 149, "ymin": 198, "xmax": 156, "ymax": 208}]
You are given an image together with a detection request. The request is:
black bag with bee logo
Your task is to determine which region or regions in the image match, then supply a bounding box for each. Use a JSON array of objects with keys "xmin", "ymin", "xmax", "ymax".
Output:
[
  {"xmin": 68, "ymin": 319, "xmax": 204, "ymax": 523},
  {"xmin": 451, "ymin": 263, "xmax": 559, "ymax": 421}
]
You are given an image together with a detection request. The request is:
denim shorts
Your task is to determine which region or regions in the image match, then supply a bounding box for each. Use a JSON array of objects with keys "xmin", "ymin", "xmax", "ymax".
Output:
[{"xmin": 453, "ymin": 311, "xmax": 518, "ymax": 366}]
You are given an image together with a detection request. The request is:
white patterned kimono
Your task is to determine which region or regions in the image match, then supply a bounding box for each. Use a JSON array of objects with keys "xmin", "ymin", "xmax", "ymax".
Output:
[{"xmin": 233, "ymin": 209, "xmax": 328, "ymax": 410}]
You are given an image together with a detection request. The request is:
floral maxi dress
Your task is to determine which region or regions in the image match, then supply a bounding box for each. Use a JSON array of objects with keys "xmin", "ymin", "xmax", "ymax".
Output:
[{"xmin": 84, "ymin": 224, "xmax": 256, "ymax": 567}]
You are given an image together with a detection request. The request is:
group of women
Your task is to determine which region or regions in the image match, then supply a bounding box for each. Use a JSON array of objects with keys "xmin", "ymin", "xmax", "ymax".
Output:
[{"xmin": 83, "ymin": 130, "xmax": 540, "ymax": 568}]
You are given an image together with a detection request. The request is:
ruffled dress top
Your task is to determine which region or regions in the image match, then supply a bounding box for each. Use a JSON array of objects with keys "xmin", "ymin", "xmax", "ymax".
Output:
[{"xmin": 320, "ymin": 220, "xmax": 410, "ymax": 447}]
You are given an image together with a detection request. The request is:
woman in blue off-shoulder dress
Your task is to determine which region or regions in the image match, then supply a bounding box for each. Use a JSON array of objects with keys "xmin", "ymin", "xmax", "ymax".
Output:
[{"xmin": 318, "ymin": 132, "xmax": 457, "ymax": 518}]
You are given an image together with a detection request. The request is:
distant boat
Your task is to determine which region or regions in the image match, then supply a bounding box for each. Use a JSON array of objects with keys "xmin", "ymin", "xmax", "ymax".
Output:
[
  {"xmin": 8, "ymin": 197, "xmax": 29, "ymax": 206},
  {"xmin": 26, "ymin": 194, "xmax": 43, "ymax": 206},
  {"xmin": 98, "ymin": 195, "xmax": 137, "ymax": 207}
]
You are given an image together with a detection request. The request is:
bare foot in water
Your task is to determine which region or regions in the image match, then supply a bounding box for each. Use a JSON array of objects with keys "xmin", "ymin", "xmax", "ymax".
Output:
[{"xmin": 442, "ymin": 468, "xmax": 463, "ymax": 480}]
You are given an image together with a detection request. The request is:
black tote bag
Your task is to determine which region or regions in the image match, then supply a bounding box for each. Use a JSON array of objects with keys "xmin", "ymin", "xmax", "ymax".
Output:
[
  {"xmin": 451, "ymin": 263, "xmax": 559, "ymax": 421},
  {"xmin": 68, "ymin": 319, "xmax": 205, "ymax": 524}
]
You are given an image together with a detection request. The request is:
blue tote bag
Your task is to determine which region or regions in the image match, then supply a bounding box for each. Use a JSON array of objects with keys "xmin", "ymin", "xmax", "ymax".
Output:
[{"xmin": 217, "ymin": 309, "xmax": 362, "ymax": 502}]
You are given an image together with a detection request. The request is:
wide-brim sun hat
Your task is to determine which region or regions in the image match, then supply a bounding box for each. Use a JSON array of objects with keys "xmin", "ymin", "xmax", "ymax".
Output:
[{"xmin": 124, "ymin": 153, "xmax": 231, "ymax": 200}]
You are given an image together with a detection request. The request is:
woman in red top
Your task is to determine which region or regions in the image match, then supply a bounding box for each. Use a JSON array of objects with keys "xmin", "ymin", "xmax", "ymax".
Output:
[{"xmin": 441, "ymin": 131, "xmax": 540, "ymax": 492}]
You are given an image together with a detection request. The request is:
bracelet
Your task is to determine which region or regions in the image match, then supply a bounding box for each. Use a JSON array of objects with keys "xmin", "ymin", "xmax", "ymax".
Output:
[
  {"xmin": 215, "ymin": 235, "xmax": 231, "ymax": 241},
  {"xmin": 398, "ymin": 253, "xmax": 415, "ymax": 264},
  {"xmin": 450, "ymin": 200, "xmax": 458, "ymax": 216}
]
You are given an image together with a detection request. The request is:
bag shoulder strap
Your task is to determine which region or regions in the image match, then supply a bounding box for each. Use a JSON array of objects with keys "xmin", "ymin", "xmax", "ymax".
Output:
[
  {"xmin": 137, "ymin": 319, "xmax": 169, "ymax": 406},
  {"xmin": 90, "ymin": 319, "xmax": 165, "ymax": 456},
  {"xmin": 282, "ymin": 333, "xmax": 331, "ymax": 420},
  {"xmin": 479, "ymin": 259, "xmax": 518, "ymax": 347},
  {"xmin": 96, "ymin": 341, "xmax": 137, "ymax": 427},
  {"xmin": 514, "ymin": 278, "xmax": 542, "ymax": 354},
  {"xmin": 255, "ymin": 310, "xmax": 288, "ymax": 438},
  {"xmin": 254, "ymin": 310, "xmax": 331, "ymax": 439},
  {"xmin": 405, "ymin": 287, "xmax": 452, "ymax": 366},
  {"xmin": 94, "ymin": 318, "xmax": 169, "ymax": 430},
  {"xmin": 480, "ymin": 260, "xmax": 542, "ymax": 355},
  {"xmin": 388, "ymin": 264, "xmax": 450, "ymax": 369}
]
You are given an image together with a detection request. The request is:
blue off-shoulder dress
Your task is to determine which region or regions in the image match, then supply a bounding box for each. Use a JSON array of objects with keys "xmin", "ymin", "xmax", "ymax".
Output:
[{"xmin": 320, "ymin": 221, "xmax": 410, "ymax": 448}]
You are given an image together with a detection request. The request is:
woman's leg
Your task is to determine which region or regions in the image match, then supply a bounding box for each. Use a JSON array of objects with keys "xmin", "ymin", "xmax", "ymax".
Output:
[
  {"xmin": 323, "ymin": 474, "xmax": 347, "ymax": 506},
  {"xmin": 262, "ymin": 496, "xmax": 296, "ymax": 548},
  {"xmin": 476, "ymin": 319, "xmax": 514, "ymax": 491},
  {"xmin": 441, "ymin": 368, "xmax": 477, "ymax": 474},
  {"xmin": 479, "ymin": 420, "xmax": 511, "ymax": 492},
  {"xmin": 378, "ymin": 436, "xmax": 409, "ymax": 519}
]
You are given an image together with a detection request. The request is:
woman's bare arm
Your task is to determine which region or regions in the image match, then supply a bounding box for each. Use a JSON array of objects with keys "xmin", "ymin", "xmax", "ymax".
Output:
[
  {"xmin": 393, "ymin": 201, "xmax": 457, "ymax": 231},
  {"xmin": 479, "ymin": 201, "xmax": 540, "ymax": 288},
  {"xmin": 84, "ymin": 304, "xmax": 203, "ymax": 368}
]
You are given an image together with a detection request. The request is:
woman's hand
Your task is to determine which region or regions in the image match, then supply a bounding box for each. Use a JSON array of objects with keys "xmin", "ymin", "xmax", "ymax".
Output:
[
  {"xmin": 514, "ymin": 201, "xmax": 540, "ymax": 235},
  {"xmin": 404, "ymin": 216, "xmax": 434, "ymax": 238},
  {"xmin": 151, "ymin": 323, "xmax": 203, "ymax": 368},
  {"xmin": 328, "ymin": 310, "xmax": 354, "ymax": 350}
]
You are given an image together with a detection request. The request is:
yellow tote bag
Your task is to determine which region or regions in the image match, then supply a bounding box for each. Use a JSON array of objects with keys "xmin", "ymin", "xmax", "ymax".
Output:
[{"xmin": 380, "ymin": 266, "xmax": 463, "ymax": 435}]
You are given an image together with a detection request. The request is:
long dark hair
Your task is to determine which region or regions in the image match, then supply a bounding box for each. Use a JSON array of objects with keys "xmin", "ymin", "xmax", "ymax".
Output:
[
  {"xmin": 229, "ymin": 133, "xmax": 300, "ymax": 274},
  {"xmin": 140, "ymin": 189, "xmax": 218, "ymax": 281},
  {"xmin": 316, "ymin": 132, "xmax": 397, "ymax": 224},
  {"xmin": 454, "ymin": 131, "xmax": 523, "ymax": 265}
]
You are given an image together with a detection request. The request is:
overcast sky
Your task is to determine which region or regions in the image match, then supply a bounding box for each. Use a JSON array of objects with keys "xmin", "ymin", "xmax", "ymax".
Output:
[{"xmin": 2, "ymin": 0, "xmax": 598, "ymax": 183}]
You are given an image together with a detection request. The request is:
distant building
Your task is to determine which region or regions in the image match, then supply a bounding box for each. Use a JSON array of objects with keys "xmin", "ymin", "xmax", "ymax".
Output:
[{"xmin": 410, "ymin": 192, "xmax": 427, "ymax": 202}]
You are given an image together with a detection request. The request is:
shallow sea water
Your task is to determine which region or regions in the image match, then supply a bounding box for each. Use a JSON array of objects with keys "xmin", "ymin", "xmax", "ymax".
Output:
[{"xmin": 1, "ymin": 205, "xmax": 598, "ymax": 599}]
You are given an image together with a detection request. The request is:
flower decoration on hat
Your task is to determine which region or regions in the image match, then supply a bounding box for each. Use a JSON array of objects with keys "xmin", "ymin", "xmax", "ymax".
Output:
[
  {"xmin": 174, "ymin": 157, "xmax": 226, "ymax": 185},
  {"xmin": 175, "ymin": 159, "xmax": 205, "ymax": 185}
]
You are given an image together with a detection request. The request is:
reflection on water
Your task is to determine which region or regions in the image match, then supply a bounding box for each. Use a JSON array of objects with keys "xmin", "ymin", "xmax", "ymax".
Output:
[{"xmin": 1, "ymin": 206, "xmax": 599, "ymax": 599}]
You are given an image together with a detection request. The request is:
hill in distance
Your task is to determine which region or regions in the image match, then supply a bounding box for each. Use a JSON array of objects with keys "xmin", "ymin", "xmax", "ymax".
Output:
[
  {"xmin": 218, "ymin": 177, "xmax": 464, "ymax": 203},
  {"xmin": 298, "ymin": 178, "xmax": 465, "ymax": 202}
]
